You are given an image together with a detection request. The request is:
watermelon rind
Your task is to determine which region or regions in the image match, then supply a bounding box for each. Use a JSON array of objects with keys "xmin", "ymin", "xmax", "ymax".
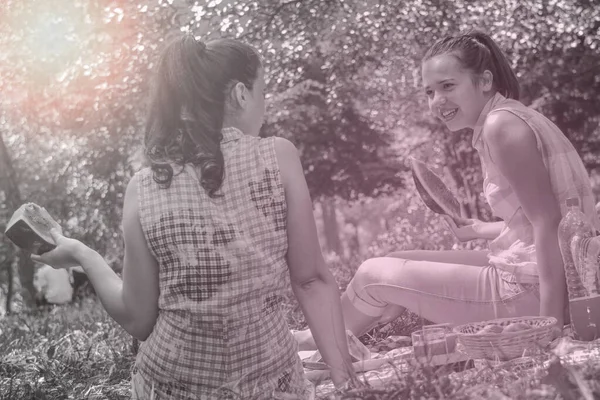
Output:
[
  {"xmin": 4, "ymin": 203, "xmax": 62, "ymax": 255},
  {"xmin": 410, "ymin": 157, "xmax": 462, "ymax": 220}
]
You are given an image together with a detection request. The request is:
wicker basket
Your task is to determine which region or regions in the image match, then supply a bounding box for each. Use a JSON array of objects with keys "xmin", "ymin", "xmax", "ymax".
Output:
[{"xmin": 453, "ymin": 316, "xmax": 557, "ymax": 361}]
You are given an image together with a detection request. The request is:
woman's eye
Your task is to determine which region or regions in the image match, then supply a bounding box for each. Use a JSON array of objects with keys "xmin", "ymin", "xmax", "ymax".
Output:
[
  {"xmin": 443, "ymin": 83, "xmax": 454, "ymax": 89},
  {"xmin": 425, "ymin": 90, "xmax": 433, "ymax": 97}
]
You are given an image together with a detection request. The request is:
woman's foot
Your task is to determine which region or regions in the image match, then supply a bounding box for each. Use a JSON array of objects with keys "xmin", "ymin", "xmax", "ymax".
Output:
[{"xmin": 292, "ymin": 329, "xmax": 317, "ymax": 351}]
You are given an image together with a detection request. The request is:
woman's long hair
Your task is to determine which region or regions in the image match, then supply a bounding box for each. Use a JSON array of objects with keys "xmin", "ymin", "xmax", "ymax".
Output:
[{"xmin": 143, "ymin": 36, "xmax": 262, "ymax": 197}]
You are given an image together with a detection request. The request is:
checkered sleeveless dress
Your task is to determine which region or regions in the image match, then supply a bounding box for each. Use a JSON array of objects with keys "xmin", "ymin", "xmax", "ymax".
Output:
[{"xmin": 132, "ymin": 127, "xmax": 306, "ymax": 399}]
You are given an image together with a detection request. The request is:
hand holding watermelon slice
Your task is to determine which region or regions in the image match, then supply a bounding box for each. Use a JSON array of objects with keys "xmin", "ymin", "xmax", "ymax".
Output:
[
  {"xmin": 443, "ymin": 214, "xmax": 507, "ymax": 242},
  {"xmin": 443, "ymin": 215, "xmax": 485, "ymax": 242},
  {"xmin": 4, "ymin": 203, "xmax": 63, "ymax": 255}
]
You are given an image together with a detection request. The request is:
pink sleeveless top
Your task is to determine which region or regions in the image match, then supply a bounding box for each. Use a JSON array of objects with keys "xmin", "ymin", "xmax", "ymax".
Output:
[{"xmin": 473, "ymin": 93, "xmax": 600, "ymax": 284}]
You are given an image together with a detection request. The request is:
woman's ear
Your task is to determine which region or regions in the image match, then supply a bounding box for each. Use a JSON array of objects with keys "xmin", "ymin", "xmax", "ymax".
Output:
[
  {"xmin": 481, "ymin": 70, "xmax": 494, "ymax": 92},
  {"xmin": 230, "ymin": 81, "xmax": 248, "ymax": 110}
]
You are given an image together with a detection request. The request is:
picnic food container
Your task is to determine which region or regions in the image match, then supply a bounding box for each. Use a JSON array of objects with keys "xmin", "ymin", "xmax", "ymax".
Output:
[
  {"xmin": 412, "ymin": 325, "xmax": 457, "ymax": 358},
  {"xmin": 453, "ymin": 316, "xmax": 557, "ymax": 361},
  {"xmin": 4, "ymin": 203, "xmax": 62, "ymax": 255}
]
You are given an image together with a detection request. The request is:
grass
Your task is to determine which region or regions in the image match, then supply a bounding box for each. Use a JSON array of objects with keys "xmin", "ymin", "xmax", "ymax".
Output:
[
  {"xmin": 1, "ymin": 287, "xmax": 600, "ymax": 399},
  {"xmin": 0, "ymin": 298, "xmax": 133, "ymax": 400}
]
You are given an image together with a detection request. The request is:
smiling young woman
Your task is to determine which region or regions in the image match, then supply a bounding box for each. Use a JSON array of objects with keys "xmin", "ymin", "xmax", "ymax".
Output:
[{"xmin": 295, "ymin": 31, "xmax": 600, "ymax": 351}]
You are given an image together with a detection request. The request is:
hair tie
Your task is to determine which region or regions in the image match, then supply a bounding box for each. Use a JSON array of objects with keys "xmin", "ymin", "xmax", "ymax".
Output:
[{"xmin": 466, "ymin": 33, "xmax": 487, "ymax": 48}]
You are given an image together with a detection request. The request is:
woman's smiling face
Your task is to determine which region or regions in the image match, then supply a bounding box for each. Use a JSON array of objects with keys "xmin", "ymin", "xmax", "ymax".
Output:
[{"xmin": 422, "ymin": 53, "xmax": 493, "ymax": 131}]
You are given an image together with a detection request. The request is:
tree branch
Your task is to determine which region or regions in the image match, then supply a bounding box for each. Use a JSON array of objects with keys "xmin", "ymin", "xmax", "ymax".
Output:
[{"xmin": 238, "ymin": 0, "xmax": 310, "ymax": 39}]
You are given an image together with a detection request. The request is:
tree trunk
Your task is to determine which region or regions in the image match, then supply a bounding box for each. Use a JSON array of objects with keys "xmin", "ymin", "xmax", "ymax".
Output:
[
  {"xmin": 321, "ymin": 198, "xmax": 342, "ymax": 255},
  {"xmin": 5, "ymin": 258, "xmax": 13, "ymax": 314},
  {"xmin": 0, "ymin": 129, "xmax": 36, "ymax": 309},
  {"xmin": 350, "ymin": 221, "xmax": 361, "ymax": 257}
]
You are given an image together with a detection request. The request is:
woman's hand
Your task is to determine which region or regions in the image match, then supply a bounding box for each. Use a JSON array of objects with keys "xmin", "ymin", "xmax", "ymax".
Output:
[
  {"xmin": 30, "ymin": 229, "xmax": 85, "ymax": 269},
  {"xmin": 443, "ymin": 216, "xmax": 506, "ymax": 242},
  {"xmin": 443, "ymin": 215, "xmax": 485, "ymax": 242},
  {"xmin": 331, "ymin": 370, "xmax": 359, "ymax": 393}
]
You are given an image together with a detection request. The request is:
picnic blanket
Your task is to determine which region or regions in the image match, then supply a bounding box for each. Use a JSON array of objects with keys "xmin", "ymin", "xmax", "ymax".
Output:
[
  {"xmin": 302, "ymin": 331, "xmax": 600, "ymax": 399},
  {"xmin": 302, "ymin": 334, "xmax": 471, "ymax": 398}
]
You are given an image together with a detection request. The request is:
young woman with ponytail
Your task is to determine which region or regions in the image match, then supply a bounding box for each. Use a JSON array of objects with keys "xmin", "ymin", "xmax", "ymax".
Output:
[
  {"xmin": 295, "ymin": 30, "xmax": 600, "ymax": 350},
  {"xmin": 30, "ymin": 35, "xmax": 356, "ymax": 399}
]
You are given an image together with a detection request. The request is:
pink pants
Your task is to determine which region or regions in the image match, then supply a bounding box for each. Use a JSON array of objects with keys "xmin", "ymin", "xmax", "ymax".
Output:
[{"xmin": 345, "ymin": 256, "xmax": 541, "ymax": 325}]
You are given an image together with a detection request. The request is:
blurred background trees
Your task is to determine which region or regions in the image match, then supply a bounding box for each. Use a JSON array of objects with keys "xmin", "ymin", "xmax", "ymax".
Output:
[{"xmin": 1, "ymin": 0, "xmax": 598, "ymax": 312}]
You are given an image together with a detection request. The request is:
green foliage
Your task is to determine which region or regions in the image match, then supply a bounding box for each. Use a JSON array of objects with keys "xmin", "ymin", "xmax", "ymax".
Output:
[
  {"xmin": 0, "ymin": 0, "xmax": 598, "ymax": 333},
  {"xmin": 2, "ymin": 291, "xmax": 600, "ymax": 399},
  {"xmin": 263, "ymin": 82, "xmax": 406, "ymax": 200},
  {"xmin": 0, "ymin": 298, "xmax": 133, "ymax": 400},
  {"xmin": 1, "ymin": 0, "xmax": 599, "ymax": 239}
]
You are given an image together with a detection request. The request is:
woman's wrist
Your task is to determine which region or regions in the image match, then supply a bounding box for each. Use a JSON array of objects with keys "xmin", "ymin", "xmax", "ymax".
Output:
[
  {"xmin": 474, "ymin": 220, "xmax": 504, "ymax": 241},
  {"xmin": 330, "ymin": 368, "xmax": 356, "ymax": 389},
  {"xmin": 73, "ymin": 241, "xmax": 97, "ymax": 268}
]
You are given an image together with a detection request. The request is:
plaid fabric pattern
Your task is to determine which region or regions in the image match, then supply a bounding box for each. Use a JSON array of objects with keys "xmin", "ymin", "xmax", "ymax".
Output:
[
  {"xmin": 473, "ymin": 93, "xmax": 600, "ymax": 284},
  {"xmin": 134, "ymin": 127, "xmax": 306, "ymax": 399}
]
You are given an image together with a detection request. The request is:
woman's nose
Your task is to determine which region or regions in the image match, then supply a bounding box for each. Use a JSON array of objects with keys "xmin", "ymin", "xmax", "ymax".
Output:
[{"xmin": 432, "ymin": 93, "xmax": 446, "ymax": 108}]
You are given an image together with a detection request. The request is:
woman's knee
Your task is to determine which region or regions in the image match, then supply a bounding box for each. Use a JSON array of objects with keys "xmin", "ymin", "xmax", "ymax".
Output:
[{"xmin": 353, "ymin": 257, "xmax": 395, "ymax": 287}]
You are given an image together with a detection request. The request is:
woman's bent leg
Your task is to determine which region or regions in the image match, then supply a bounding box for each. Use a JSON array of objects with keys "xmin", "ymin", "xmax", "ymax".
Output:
[
  {"xmin": 344, "ymin": 257, "xmax": 539, "ymax": 337},
  {"xmin": 385, "ymin": 250, "xmax": 490, "ymax": 267}
]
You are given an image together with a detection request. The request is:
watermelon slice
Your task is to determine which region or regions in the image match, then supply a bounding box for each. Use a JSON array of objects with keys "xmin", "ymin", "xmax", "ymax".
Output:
[
  {"xmin": 410, "ymin": 157, "xmax": 462, "ymax": 220},
  {"xmin": 4, "ymin": 203, "xmax": 62, "ymax": 255}
]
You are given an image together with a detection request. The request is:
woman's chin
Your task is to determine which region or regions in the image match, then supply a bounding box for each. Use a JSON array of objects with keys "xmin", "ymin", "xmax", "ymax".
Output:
[
  {"xmin": 444, "ymin": 120, "xmax": 467, "ymax": 132},
  {"xmin": 437, "ymin": 115, "xmax": 462, "ymax": 132},
  {"xmin": 444, "ymin": 123, "xmax": 462, "ymax": 132}
]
